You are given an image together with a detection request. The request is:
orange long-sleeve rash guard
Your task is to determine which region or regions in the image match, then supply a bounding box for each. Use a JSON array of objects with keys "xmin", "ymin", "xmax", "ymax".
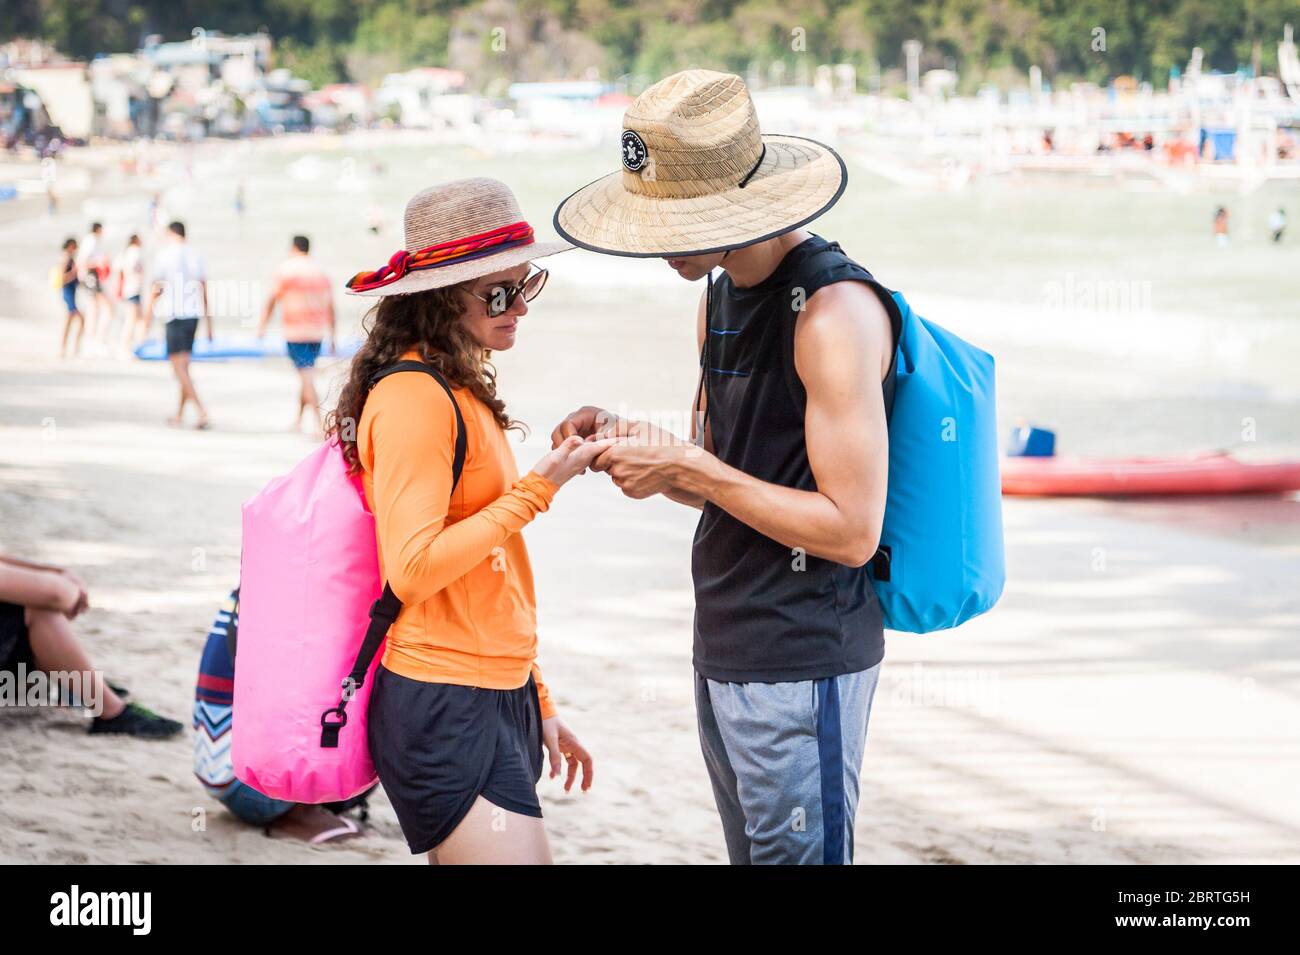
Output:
[{"xmin": 357, "ymin": 361, "xmax": 560, "ymax": 719}]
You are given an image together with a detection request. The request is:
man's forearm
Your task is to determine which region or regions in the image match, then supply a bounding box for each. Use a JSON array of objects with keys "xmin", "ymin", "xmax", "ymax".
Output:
[
  {"xmin": 672, "ymin": 454, "xmax": 875, "ymax": 566},
  {"xmin": 256, "ymin": 299, "xmax": 274, "ymax": 335},
  {"xmin": 663, "ymin": 486, "xmax": 705, "ymax": 509}
]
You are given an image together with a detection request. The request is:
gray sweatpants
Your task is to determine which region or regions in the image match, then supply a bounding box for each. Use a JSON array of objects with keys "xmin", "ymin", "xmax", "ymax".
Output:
[{"xmin": 695, "ymin": 663, "xmax": 882, "ymax": 865}]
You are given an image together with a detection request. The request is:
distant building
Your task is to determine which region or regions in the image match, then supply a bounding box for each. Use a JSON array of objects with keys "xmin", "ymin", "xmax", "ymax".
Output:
[
  {"xmin": 375, "ymin": 67, "xmax": 467, "ymax": 128},
  {"xmin": 140, "ymin": 30, "xmax": 271, "ymax": 96},
  {"xmin": 303, "ymin": 83, "xmax": 374, "ymax": 129},
  {"xmin": 9, "ymin": 63, "xmax": 93, "ymax": 140}
]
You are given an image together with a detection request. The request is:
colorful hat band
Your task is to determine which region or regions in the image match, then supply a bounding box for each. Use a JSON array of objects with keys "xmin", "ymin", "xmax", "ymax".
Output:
[{"xmin": 346, "ymin": 221, "xmax": 535, "ymax": 292}]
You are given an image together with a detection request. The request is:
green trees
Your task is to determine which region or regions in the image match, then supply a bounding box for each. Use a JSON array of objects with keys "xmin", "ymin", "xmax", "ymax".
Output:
[{"xmin": 3, "ymin": 0, "xmax": 1296, "ymax": 90}]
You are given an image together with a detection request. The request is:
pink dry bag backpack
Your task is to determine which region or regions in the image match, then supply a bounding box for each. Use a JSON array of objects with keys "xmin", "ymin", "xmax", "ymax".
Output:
[{"xmin": 232, "ymin": 361, "xmax": 466, "ymax": 803}]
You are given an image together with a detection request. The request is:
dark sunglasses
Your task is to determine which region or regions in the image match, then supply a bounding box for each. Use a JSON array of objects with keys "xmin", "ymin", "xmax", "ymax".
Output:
[{"xmin": 469, "ymin": 268, "xmax": 548, "ymax": 318}]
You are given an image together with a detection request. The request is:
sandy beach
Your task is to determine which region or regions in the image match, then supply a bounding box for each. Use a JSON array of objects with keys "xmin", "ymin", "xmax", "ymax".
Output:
[{"xmin": 2, "ymin": 134, "xmax": 1298, "ymax": 864}]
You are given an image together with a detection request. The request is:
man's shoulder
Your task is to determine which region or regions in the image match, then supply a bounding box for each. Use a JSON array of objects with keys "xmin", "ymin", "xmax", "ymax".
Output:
[
  {"xmin": 795, "ymin": 280, "xmax": 893, "ymax": 373},
  {"xmin": 802, "ymin": 279, "xmax": 890, "ymax": 327}
]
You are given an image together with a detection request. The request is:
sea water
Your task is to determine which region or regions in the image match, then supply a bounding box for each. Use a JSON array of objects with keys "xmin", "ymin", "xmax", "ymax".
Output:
[{"xmin": 10, "ymin": 135, "xmax": 1300, "ymax": 459}]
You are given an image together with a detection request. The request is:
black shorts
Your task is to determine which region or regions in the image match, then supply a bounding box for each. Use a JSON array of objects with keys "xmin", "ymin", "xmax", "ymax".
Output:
[
  {"xmin": 368, "ymin": 666, "xmax": 545, "ymax": 854},
  {"xmin": 164, "ymin": 317, "xmax": 199, "ymax": 356},
  {"xmin": 0, "ymin": 602, "xmax": 34, "ymax": 677}
]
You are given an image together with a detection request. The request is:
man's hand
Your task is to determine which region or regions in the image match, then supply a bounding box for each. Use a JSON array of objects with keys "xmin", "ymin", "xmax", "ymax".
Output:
[
  {"xmin": 594, "ymin": 442, "xmax": 709, "ymax": 499},
  {"xmin": 550, "ymin": 405, "xmax": 619, "ymax": 448}
]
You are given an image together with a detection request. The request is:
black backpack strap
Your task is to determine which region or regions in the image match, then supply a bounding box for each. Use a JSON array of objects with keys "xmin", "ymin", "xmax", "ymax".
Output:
[
  {"xmin": 320, "ymin": 359, "xmax": 467, "ymax": 748},
  {"xmin": 367, "ymin": 360, "xmax": 467, "ymax": 484},
  {"xmin": 225, "ymin": 587, "xmax": 240, "ymax": 662},
  {"xmin": 779, "ymin": 242, "xmax": 903, "ymax": 421},
  {"xmin": 693, "ymin": 272, "xmax": 717, "ymax": 444}
]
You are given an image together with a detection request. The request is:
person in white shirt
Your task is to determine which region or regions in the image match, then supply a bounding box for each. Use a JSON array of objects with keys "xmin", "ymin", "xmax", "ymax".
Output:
[
  {"xmin": 76, "ymin": 222, "xmax": 113, "ymax": 342},
  {"xmin": 1269, "ymin": 207, "xmax": 1286, "ymax": 244},
  {"xmin": 144, "ymin": 221, "xmax": 212, "ymax": 429},
  {"xmin": 115, "ymin": 234, "xmax": 147, "ymax": 351}
]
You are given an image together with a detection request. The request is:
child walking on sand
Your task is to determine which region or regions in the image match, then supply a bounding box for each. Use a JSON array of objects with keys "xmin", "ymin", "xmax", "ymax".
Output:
[{"xmin": 56, "ymin": 238, "xmax": 83, "ymax": 358}]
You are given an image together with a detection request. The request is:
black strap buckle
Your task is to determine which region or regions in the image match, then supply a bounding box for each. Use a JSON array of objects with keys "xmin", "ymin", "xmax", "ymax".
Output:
[
  {"xmin": 369, "ymin": 597, "xmax": 398, "ymax": 623},
  {"xmin": 320, "ymin": 705, "xmax": 348, "ymax": 748}
]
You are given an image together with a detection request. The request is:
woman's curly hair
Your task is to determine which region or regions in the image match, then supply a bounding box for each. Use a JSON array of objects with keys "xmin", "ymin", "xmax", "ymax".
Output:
[{"xmin": 325, "ymin": 284, "xmax": 524, "ymax": 473}]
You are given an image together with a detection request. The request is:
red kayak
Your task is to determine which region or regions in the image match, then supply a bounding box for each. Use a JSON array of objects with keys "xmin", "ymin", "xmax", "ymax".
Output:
[{"xmin": 1001, "ymin": 453, "xmax": 1300, "ymax": 497}]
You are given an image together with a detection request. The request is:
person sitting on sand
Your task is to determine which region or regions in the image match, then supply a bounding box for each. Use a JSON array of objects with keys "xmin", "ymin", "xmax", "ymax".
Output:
[
  {"xmin": 552, "ymin": 70, "xmax": 897, "ymax": 864},
  {"xmin": 194, "ymin": 589, "xmax": 364, "ymax": 843},
  {"xmin": 0, "ymin": 551, "xmax": 183, "ymax": 738},
  {"xmin": 256, "ymin": 235, "xmax": 337, "ymax": 434},
  {"xmin": 327, "ymin": 177, "xmax": 601, "ymax": 864},
  {"xmin": 56, "ymin": 238, "xmax": 83, "ymax": 358},
  {"xmin": 145, "ymin": 221, "xmax": 212, "ymax": 430}
]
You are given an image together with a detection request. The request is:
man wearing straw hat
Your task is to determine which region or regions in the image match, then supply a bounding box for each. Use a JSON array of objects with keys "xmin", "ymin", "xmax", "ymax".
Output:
[{"xmin": 552, "ymin": 70, "xmax": 900, "ymax": 865}]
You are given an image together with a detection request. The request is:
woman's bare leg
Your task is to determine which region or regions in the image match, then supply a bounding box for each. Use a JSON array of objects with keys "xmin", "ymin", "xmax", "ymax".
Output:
[
  {"xmin": 60, "ymin": 311, "xmax": 83, "ymax": 358},
  {"xmin": 121, "ymin": 303, "xmax": 143, "ymax": 350},
  {"xmin": 95, "ymin": 293, "xmax": 115, "ymax": 343},
  {"xmin": 432, "ymin": 796, "xmax": 553, "ymax": 865}
]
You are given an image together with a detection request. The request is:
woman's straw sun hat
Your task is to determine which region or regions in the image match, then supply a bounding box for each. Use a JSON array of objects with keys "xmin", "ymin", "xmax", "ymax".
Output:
[
  {"xmin": 554, "ymin": 70, "xmax": 847, "ymax": 257},
  {"xmin": 346, "ymin": 177, "xmax": 571, "ymax": 297}
]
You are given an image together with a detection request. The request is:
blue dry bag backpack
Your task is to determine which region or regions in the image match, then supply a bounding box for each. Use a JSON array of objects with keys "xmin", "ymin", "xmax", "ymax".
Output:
[{"xmin": 868, "ymin": 292, "xmax": 1005, "ymax": 631}]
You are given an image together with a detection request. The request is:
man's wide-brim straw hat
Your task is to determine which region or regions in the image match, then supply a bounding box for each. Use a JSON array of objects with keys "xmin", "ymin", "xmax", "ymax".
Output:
[
  {"xmin": 346, "ymin": 177, "xmax": 571, "ymax": 297},
  {"xmin": 554, "ymin": 70, "xmax": 847, "ymax": 257}
]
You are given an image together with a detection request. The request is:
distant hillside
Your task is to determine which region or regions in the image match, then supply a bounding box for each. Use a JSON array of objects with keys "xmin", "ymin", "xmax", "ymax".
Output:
[{"xmin": 3, "ymin": 0, "xmax": 1297, "ymax": 91}]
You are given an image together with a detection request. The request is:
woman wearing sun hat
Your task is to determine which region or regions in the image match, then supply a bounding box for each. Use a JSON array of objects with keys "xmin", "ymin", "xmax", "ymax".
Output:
[
  {"xmin": 327, "ymin": 177, "xmax": 608, "ymax": 864},
  {"xmin": 551, "ymin": 70, "xmax": 901, "ymax": 865}
]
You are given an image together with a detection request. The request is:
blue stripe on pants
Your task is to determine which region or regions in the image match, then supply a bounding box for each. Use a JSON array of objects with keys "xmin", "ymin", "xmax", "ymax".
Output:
[
  {"xmin": 695, "ymin": 663, "xmax": 881, "ymax": 864},
  {"xmin": 815, "ymin": 676, "xmax": 845, "ymax": 865}
]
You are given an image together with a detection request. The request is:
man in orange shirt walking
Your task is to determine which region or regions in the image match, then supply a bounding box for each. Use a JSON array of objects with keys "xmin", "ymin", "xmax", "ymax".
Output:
[{"xmin": 257, "ymin": 235, "xmax": 337, "ymax": 433}]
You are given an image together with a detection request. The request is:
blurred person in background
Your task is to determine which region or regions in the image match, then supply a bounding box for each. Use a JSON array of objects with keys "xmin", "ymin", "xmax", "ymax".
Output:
[
  {"xmin": 1268, "ymin": 207, "xmax": 1286, "ymax": 244},
  {"xmin": 145, "ymin": 221, "xmax": 212, "ymax": 430},
  {"xmin": 1214, "ymin": 206, "xmax": 1231, "ymax": 248},
  {"xmin": 256, "ymin": 235, "xmax": 337, "ymax": 434},
  {"xmin": 76, "ymin": 222, "xmax": 113, "ymax": 343},
  {"xmin": 115, "ymin": 234, "xmax": 148, "ymax": 351},
  {"xmin": 55, "ymin": 237, "xmax": 83, "ymax": 358}
]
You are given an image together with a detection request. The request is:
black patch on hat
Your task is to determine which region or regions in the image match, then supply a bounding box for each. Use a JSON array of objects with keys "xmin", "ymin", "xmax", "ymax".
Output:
[{"xmin": 621, "ymin": 130, "xmax": 648, "ymax": 172}]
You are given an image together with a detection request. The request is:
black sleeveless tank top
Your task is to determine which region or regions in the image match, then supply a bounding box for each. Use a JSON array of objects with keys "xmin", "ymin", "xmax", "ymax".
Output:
[{"xmin": 691, "ymin": 235, "xmax": 900, "ymax": 683}]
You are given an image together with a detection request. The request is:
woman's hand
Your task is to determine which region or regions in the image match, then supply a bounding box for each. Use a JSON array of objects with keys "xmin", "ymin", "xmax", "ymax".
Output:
[
  {"xmin": 541, "ymin": 716, "xmax": 594, "ymax": 793},
  {"xmin": 532, "ymin": 435, "xmax": 615, "ymax": 487},
  {"xmin": 592, "ymin": 417, "xmax": 689, "ymax": 448},
  {"xmin": 550, "ymin": 406, "xmax": 619, "ymax": 448}
]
